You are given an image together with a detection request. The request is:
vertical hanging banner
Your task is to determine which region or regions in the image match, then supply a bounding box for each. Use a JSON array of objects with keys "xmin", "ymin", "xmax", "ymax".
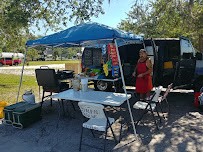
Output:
[
  {"xmin": 107, "ymin": 43, "xmax": 119, "ymax": 77},
  {"xmin": 107, "ymin": 43, "xmax": 119, "ymax": 66}
]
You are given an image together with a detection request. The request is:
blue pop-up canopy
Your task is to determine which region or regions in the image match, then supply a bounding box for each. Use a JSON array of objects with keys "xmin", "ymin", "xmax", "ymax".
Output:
[
  {"xmin": 26, "ymin": 22, "xmax": 143, "ymax": 47},
  {"xmin": 22, "ymin": 22, "xmax": 142, "ymax": 137}
]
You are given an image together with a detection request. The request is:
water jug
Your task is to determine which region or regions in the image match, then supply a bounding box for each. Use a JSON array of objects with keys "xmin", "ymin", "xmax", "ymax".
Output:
[
  {"xmin": 72, "ymin": 78, "xmax": 80, "ymax": 91},
  {"xmin": 81, "ymin": 78, "xmax": 88, "ymax": 92},
  {"xmin": 22, "ymin": 89, "xmax": 35, "ymax": 104}
]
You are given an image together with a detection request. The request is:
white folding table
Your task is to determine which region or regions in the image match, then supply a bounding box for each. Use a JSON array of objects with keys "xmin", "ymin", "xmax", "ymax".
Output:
[
  {"xmin": 51, "ymin": 89, "xmax": 131, "ymax": 106},
  {"xmin": 51, "ymin": 89, "xmax": 132, "ymax": 142}
]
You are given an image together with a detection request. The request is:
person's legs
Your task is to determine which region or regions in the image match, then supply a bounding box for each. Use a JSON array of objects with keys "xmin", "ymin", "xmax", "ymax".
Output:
[
  {"xmin": 140, "ymin": 93, "xmax": 145, "ymax": 100},
  {"xmin": 146, "ymin": 91, "xmax": 151, "ymax": 99}
]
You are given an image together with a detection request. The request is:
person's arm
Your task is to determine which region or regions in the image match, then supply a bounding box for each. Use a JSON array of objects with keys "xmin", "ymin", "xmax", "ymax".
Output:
[
  {"xmin": 137, "ymin": 58, "xmax": 153, "ymax": 77},
  {"xmin": 132, "ymin": 66, "xmax": 137, "ymax": 77},
  {"xmin": 132, "ymin": 59, "xmax": 139, "ymax": 77}
]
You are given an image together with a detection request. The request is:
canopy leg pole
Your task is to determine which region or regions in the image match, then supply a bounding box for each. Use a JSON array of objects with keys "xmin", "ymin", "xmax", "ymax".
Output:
[
  {"xmin": 114, "ymin": 39, "xmax": 137, "ymax": 137},
  {"xmin": 16, "ymin": 47, "xmax": 28, "ymax": 102}
]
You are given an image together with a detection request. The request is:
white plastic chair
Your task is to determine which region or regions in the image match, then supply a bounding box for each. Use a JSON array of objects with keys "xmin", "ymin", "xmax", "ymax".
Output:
[
  {"xmin": 133, "ymin": 86, "xmax": 163, "ymax": 130},
  {"xmin": 78, "ymin": 102, "xmax": 117, "ymax": 151}
]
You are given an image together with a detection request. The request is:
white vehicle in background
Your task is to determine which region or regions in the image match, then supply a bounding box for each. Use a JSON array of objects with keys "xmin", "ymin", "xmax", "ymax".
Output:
[{"xmin": 0, "ymin": 52, "xmax": 24, "ymax": 59}]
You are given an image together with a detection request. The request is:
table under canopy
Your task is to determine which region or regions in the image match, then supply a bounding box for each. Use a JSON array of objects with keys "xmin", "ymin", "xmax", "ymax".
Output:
[{"xmin": 51, "ymin": 89, "xmax": 131, "ymax": 106}]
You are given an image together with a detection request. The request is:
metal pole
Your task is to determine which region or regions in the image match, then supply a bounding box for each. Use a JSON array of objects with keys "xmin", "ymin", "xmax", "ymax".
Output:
[
  {"xmin": 16, "ymin": 47, "xmax": 28, "ymax": 102},
  {"xmin": 114, "ymin": 39, "xmax": 137, "ymax": 137}
]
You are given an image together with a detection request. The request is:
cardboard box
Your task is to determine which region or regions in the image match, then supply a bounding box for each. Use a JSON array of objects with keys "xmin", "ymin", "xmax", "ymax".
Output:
[{"xmin": 65, "ymin": 62, "xmax": 81, "ymax": 74}]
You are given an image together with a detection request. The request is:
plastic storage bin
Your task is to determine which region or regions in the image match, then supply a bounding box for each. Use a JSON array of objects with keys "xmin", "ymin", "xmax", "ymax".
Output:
[
  {"xmin": 12, "ymin": 103, "xmax": 42, "ymax": 129},
  {"xmin": 3, "ymin": 102, "xmax": 28, "ymax": 125}
]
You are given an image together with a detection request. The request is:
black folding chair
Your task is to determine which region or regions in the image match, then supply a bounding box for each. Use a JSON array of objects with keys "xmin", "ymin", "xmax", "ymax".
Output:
[{"xmin": 35, "ymin": 67, "xmax": 69, "ymax": 107}]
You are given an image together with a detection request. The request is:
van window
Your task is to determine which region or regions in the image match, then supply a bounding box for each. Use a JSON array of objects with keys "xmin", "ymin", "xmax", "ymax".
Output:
[
  {"xmin": 180, "ymin": 39, "xmax": 195, "ymax": 56},
  {"xmin": 145, "ymin": 46, "xmax": 155, "ymax": 64},
  {"xmin": 82, "ymin": 48, "xmax": 102, "ymax": 67},
  {"xmin": 5, "ymin": 58, "xmax": 12, "ymax": 60}
]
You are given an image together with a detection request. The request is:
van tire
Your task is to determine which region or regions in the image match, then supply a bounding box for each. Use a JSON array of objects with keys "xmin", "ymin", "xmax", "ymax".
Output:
[
  {"xmin": 0, "ymin": 63, "xmax": 3, "ymax": 66},
  {"xmin": 94, "ymin": 80, "xmax": 112, "ymax": 91}
]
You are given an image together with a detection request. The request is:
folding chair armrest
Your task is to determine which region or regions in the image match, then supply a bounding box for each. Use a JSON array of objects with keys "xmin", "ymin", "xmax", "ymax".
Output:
[
  {"xmin": 150, "ymin": 100, "xmax": 157, "ymax": 104},
  {"xmin": 142, "ymin": 98, "xmax": 151, "ymax": 102},
  {"xmin": 145, "ymin": 99, "xmax": 157, "ymax": 104},
  {"xmin": 145, "ymin": 99, "xmax": 150, "ymax": 102}
]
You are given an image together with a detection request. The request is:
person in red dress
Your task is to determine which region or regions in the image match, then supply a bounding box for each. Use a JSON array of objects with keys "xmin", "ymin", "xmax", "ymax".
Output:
[{"xmin": 132, "ymin": 49, "xmax": 153, "ymax": 100}]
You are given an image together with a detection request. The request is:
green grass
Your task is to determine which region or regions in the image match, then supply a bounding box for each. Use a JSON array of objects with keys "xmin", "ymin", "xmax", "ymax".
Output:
[
  {"xmin": 0, "ymin": 60, "xmax": 82, "ymax": 105},
  {"xmin": 23, "ymin": 60, "xmax": 81, "ymax": 66},
  {"xmin": 0, "ymin": 74, "xmax": 39, "ymax": 105}
]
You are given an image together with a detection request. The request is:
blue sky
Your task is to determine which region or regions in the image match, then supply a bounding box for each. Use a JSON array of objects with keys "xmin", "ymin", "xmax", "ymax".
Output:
[
  {"xmin": 33, "ymin": 0, "xmax": 135, "ymax": 35},
  {"xmin": 91, "ymin": 0, "xmax": 135, "ymax": 28}
]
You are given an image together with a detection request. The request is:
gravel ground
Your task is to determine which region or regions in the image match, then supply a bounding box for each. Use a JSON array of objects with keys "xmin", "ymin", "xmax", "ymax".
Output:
[
  {"xmin": 0, "ymin": 65, "xmax": 202, "ymax": 152},
  {"xmin": 0, "ymin": 91, "xmax": 202, "ymax": 152}
]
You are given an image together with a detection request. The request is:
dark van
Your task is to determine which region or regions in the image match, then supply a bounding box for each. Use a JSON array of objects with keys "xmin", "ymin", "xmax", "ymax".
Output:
[{"xmin": 81, "ymin": 37, "xmax": 197, "ymax": 91}]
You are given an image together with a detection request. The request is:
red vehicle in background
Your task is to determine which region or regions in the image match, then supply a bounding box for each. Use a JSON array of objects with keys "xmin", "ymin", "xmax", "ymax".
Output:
[
  {"xmin": 0, "ymin": 57, "xmax": 22, "ymax": 66},
  {"xmin": 0, "ymin": 52, "xmax": 24, "ymax": 66}
]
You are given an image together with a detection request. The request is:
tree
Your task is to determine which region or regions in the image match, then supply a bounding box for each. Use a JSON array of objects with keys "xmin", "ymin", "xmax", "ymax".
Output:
[
  {"xmin": 0, "ymin": 0, "xmax": 105, "ymax": 51},
  {"xmin": 27, "ymin": 48, "xmax": 39, "ymax": 61},
  {"xmin": 67, "ymin": 47, "xmax": 81, "ymax": 59},
  {"xmin": 53, "ymin": 48, "xmax": 68, "ymax": 60},
  {"xmin": 118, "ymin": 0, "xmax": 203, "ymax": 50}
]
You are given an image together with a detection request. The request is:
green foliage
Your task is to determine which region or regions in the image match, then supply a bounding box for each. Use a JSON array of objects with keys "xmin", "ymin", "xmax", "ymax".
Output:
[
  {"xmin": 67, "ymin": 47, "xmax": 81, "ymax": 59},
  {"xmin": 53, "ymin": 47, "xmax": 81, "ymax": 59},
  {"xmin": 0, "ymin": 0, "xmax": 105, "ymax": 52},
  {"xmin": 27, "ymin": 48, "xmax": 39, "ymax": 61},
  {"xmin": 118, "ymin": 0, "xmax": 203, "ymax": 49},
  {"xmin": 24, "ymin": 45, "xmax": 47, "ymax": 61}
]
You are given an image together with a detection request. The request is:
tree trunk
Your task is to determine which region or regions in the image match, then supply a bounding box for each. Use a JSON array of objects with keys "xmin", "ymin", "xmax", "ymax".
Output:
[
  {"xmin": 189, "ymin": 0, "xmax": 194, "ymax": 6},
  {"xmin": 199, "ymin": 34, "xmax": 203, "ymax": 52}
]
